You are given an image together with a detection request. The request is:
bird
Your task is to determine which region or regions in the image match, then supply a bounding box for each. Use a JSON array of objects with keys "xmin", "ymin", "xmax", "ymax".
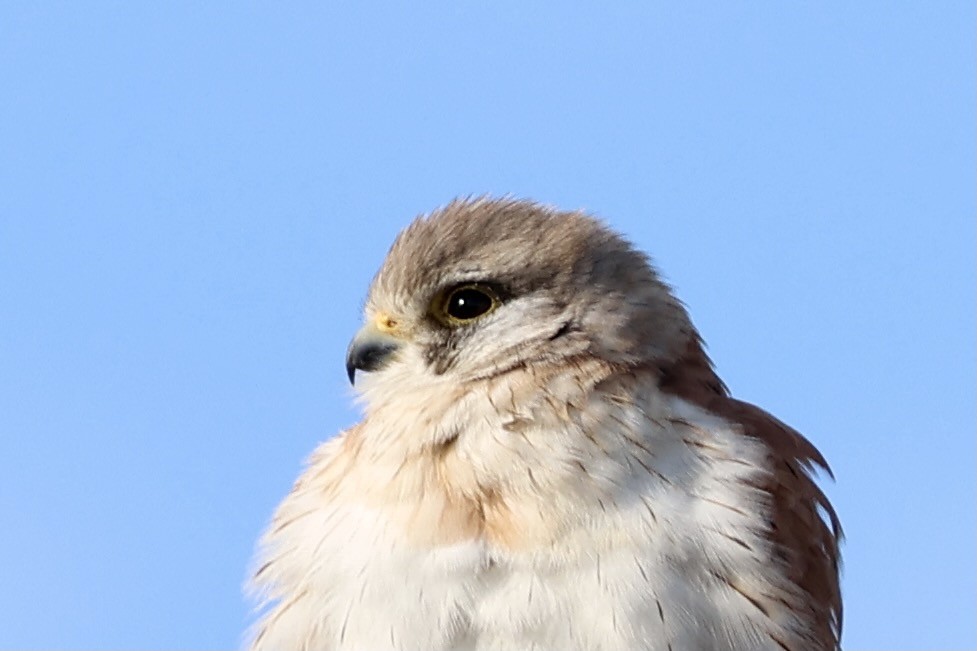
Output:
[{"xmin": 247, "ymin": 198, "xmax": 842, "ymax": 651}]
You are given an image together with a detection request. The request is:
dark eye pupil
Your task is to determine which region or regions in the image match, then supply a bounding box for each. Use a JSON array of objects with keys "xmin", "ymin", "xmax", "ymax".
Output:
[{"xmin": 446, "ymin": 288, "xmax": 493, "ymax": 320}]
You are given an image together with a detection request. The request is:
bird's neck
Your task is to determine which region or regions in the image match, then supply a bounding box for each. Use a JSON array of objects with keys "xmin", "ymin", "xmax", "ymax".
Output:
[{"xmin": 346, "ymin": 359, "xmax": 668, "ymax": 550}]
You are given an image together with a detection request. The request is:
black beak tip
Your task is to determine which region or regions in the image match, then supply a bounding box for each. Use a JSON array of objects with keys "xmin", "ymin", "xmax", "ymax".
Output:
[{"xmin": 345, "ymin": 340, "xmax": 398, "ymax": 386}]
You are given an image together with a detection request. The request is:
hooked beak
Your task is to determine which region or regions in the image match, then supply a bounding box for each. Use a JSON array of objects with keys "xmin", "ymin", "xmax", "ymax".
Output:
[{"xmin": 345, "ymin": 322, "xmax": 402, "ymax": 384}]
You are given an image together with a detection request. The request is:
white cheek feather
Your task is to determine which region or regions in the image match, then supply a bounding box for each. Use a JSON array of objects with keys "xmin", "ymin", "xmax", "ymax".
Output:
[{"xmin": 248, "ymin": 359, "xmax": 808, "ymax": 651}]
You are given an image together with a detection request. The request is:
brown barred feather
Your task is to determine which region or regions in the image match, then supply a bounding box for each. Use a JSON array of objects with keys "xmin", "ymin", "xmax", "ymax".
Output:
[{"xmin": 658, "ymin": 336, "xmax": 843, "ymax": 651}]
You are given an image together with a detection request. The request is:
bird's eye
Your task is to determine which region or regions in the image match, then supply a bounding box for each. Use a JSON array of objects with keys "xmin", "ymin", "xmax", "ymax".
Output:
[{"xmin": 437, "ymin": 284, "xmax": 500, "ymax": 324}]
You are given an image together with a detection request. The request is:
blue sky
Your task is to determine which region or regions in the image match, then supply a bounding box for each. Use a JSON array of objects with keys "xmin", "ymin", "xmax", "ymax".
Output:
[{"xmin": 1, "ymin": 3, "xmax": 973, "ymax": 649}]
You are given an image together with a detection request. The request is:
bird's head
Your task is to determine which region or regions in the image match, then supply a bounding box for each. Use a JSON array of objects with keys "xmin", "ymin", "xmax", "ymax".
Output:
[{"xmin": 346, "ymin": 198, "xmax": 693, "ymax": 397}]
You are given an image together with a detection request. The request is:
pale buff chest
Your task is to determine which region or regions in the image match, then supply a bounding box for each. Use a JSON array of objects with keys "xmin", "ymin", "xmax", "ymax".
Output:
[{"xmin": 250, "ymin": 371, "xmax": 808, "ymax": 651}]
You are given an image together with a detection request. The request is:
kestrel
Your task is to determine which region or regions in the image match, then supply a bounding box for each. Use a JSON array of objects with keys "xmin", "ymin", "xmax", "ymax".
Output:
[{"xmin": 248, "ymin": 198, "xmax": 842, "ymax": 651}]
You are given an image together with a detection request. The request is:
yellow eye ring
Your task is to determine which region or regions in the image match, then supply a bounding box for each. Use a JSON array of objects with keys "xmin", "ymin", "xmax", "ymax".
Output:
[{"xmin": 434, "ymin": 284, "xmax": 500, "ymax": 325}]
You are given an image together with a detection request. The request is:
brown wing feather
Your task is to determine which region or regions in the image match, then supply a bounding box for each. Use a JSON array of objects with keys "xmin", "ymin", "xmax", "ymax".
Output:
[{"xmin": 658, "ymin": 336, "xmax": 843, "ymax": 650}]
